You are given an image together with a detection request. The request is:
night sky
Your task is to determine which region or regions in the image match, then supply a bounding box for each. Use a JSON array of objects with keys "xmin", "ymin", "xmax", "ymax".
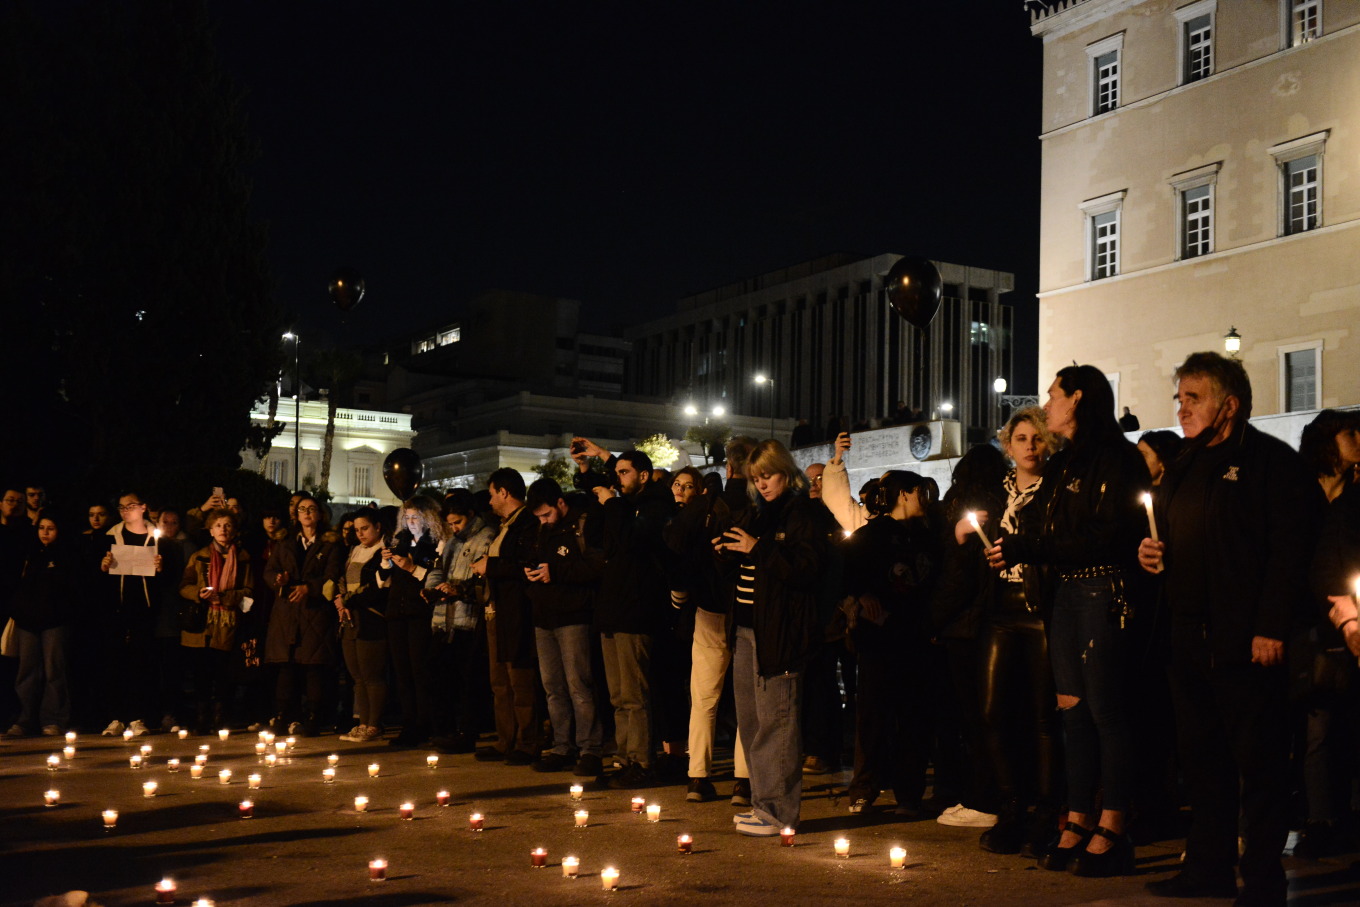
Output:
[{"xmin": 206, "ymin": 1, "xmax": 1043, "ymax": 384}]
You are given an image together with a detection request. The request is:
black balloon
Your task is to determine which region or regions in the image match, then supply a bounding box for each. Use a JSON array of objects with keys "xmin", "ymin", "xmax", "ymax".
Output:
[
  {"xmin": 329, "ymin": 268, "xmax": 366, "ymax": 312},
  {"xmin": 382, "ymin": 448, "xmax": 423, "ymax": 500},
  {"xmin": 885, "ymin": 256, "xmax": 943, "ymax": 329}
]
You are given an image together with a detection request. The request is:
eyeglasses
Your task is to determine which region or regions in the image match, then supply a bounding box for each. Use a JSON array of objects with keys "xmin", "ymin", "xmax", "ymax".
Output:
[
  {"xmin": 297, "ymin": 506, "xmax": 319, "ymax": 514},
  {"xmin": 118, "ymin": 503, "xmax": 145, "ymax": 512}
]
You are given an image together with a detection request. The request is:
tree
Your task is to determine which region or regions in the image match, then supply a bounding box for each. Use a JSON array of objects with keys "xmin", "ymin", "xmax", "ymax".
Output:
[
  {"xmin": 636, "ymin": 433, "xmax": 680, "ymax": 470},
  {"xmin": 0, "ymin": 1, "xmax": 284, "ymax": 501},
  {"xmin": 533, "ymin": 457, "xmax": 575, "ymax": 492},
  {"xmin": 307, "ymin": 348, "xmax": 365, "ymax": 496}
]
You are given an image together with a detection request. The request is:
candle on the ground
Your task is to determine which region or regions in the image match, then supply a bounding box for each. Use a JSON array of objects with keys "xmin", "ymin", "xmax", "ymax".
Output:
[
  {"xmin": 436, "ymin": 790, "xmax": 450, "ymax": 806},
  {"xmin": 327, "ymin": 753, "xmax": 339, "ymax": 766},
  {"xmin": 190, "ymin": 763, "xmax": 204, "ymax": 780},
  {"xmin": 601, "ymin": 867, "xmax": 619, "ymax": 891},
  {"xmin": 177, "ymin": 729, "xmax": 189, "ymax": 740},
  {"xmin": 62, "ymin": 746, "xmax": 75, "ymax": 761},
  {"xmin": 248, "ymin": 773, "xmax": 261, "ymax": 789},
  {"xmin": 44, "ymin": 789, "xmax": 59, "ymax": 807},
  {"xmin": 677, "ymin": 834, "xmax": 693, "ymax": 854},
  {"xmin": 399, "ymin": 802, "xmax": 414, "ymax": 819},
  {"xmin": 143, "ymin": 781, "xmax": 158, "ymax": 798},
  {"xmin": 195, "ymin": 754, "xmax": 208, "ymax": 765},
  {"xmin": 890, "ymin": 845, "xmax": 907, "ymax": 869},
  {"xmin": 368, "ymin": 763, "xmax": 380, "ymax": 778},
  {"xmin": 218, "ymin": 769, "xmax": 232, "ymax": 785},
  {"xmin": 562, "ymin": 855, "xmax": 580, "ymax": 878},
  {"xmin": 322, "ymin": 768, "xmax": 335, "ymax": 783},
  {"xmin": 630, "ymin": 796, "xmax": 644, "ymax": 813},
  {"xmin": 128, "ymin": 755, "xmax": 142, "ymax": 770},
  {"xmin": 569, "ymin": 783, "xmax": 583, "ymax": 800},
  {"xmin": 154, "ymin": 878, "xmax": 176, "ymax": 904},
  {"xmin": 780, "ymin": 827, "xmax": 795, "ymax": 847},
  {"xmin": 255, "ymin": 743, "xmax": 266, "ymax": 758},
  {"xmin": 646, "ymin": 803, "xmax": 661, "ymax": 823},
  {"xmin": 46, "ymin": 754, "xmax": 60, "ymax": 771},
  {"xmin": 102, "ymin": 809, "xmax": 118, "ymax": 829},
  {"xmin": 264, "ymin": 753, "xmax": 277, "ymax": 768},
  {"xmin": 238, "ymin": 799, "xmax": 254, "ymax": 819},
  {"xmin": 574, "ymin": 809, "xmax": 588, "ymax": 827},
  {"xmin": 65, "ymin": 731, "xmax": 76, "ymax": 744},
  {"xmin": 426, "ymin": 754, "xmax": 439, "ymax": 768},
  {"xmin": 218, "ymin": 729, "xmax": 230, "ymax": 742},
  {"xmin": 530, "ymin": 847, "xmax": 547, "ymax": 868},
  {"xmin": 368, "ymin": 859, "xmax": 387, "ymax": 882},
  {"xmin": 354, "ymin": 796, "xmax": 369, "ymax": 812},
  {"xmin": 834, "ymin": 837, "xmax": 850, "ymax": 858},
  {"xmin": 468, "ymin": 812, "xmax": 484, "ymax": 831},
  {"xmin": 167, "ymin": 758, "xmax": 181, "ymax": 772}
]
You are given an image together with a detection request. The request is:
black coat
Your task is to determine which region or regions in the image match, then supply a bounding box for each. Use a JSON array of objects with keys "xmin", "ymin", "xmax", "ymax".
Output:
[
  {"xmin": 595, "ymin": 482, "xmax": 675, "ymax": 635},
  {"xmin": 483, "ymin": 505, "xmax": 540, "ymax": 665},
  {"xmin": 11, "ymin": 541, "xmax": 79, "ymax": 632},
  {"xmin": 527, "ymin": 503, "xmax": 603, "ymax": 629},
  {"xmin": 263, "ymin": 530, "xmax": 344, "ymax": 666}
]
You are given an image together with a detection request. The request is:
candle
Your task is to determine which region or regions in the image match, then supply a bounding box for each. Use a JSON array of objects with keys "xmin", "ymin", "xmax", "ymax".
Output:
[
  {"xmin": 327, "ymin": 753, "xmax": 339, "ymax": 767},
  {"xmin": 264, "ymin": 753, "xmax": 277, "ymax": 768},
  {"xmin": 780, "ymin": 827, "xmax": 796, "ymax": 847},
  {"xmin": 677, "ymin": 833, "xmax": 693, "ymax": 854},
  {"xmin": 129, "ymin": 755, "xmax": 143, "ymax": 770},
  {"xmin": 274, "ymin": 741, "xmax": 286, "ymax": 755},
  {"xmin": 322, "ymin": 768, "xmax": 335, "ymax": 783},
  {"xmin": 530, "ymin": 847, "xmax": 548, "ymax": 868},
  {"xmin": 630, "ymin": 796, "xmax": 645, "ymax": 813},
  {"xmin": 192, "ymin": 899, "xmax": 213, "ymax": 907},
  {"xmin": 218, "ymin": 769, "xmax": 232, "ymax": 785},
  {"xmin": 218, "ymin": 729, "xmax": 230, "ymax": 742},
  {"xmin": 239, "ymin": 799, "xmax": 254, "ymax": 819},
  {"xmin": 436, "ymin": 790, "xmax": 450, "ymax": 807},
  {"xmin": 195, "ymin": 754, "xmax": 208, "ymax": 765},
  {"xmin": 569, "ymin": 783, "xmax": 584, "ymax": 800},
  {"xmin": 142, "ymin": 744, "xmax": 155, "ymax": 757},
  {"xmin": 155, "ymin": 878, "xmax": 176, "ymax": 904},
  {"xmin": 965, "ymin": 511, "xmax": 991, "ymax": 547},
  {"xmin": 261, "ymin": 730, "xmax": 274, "ymax": 743},
  {"xmin": 646, "ymin": 803, "xmax": 661, "ymax": 823},
  {"xmin": 601, "ymin": 867, "xmax": 619, "ymax": 891},
  {"xmin": 123, "ymin": 728, "xmax": 134, "ymax": 742},
  {"xmin": 167, "ymin": 758, "xmax": 181, "ymax": 772},
  {"xmin": 468, "ymin": 812, "xmax": 484, "ymax": 831},
  {"xmin": 44, "ymin": 789, "xmax": 59, "ymax": 807},
  {"xmin": 1141, "ymin": 492, "xmax": 1159, "ymax": 542},
  {"xmin": 368, "ymin": 763, "xmax": 380, "ymax": 778},
  {"xmin": 426, "ymin": 754, "xmax": 439, "ymax": 768},
  {"xmin": 153, "ymin": 528, "xmax": 162, "ymax": 541},
  {"xmin": 1353, "ymin": 576, "xmax": 1360, "ymax": 602},
  {"xmin": 368, "ymin": 859, "xmax": 387, "ymax": 882},
  {"xmin": 255, "ymin": 742, "xmax": 266, "ymax": 758},
  {"xmin": 62, "ymin": 746, "xmax": 75, "ymax": 761},
  {"xmin": 562, "ymin": 855, "xmax": 580, "ymax": 878},
  {"xmin": 574, "ymin": 809, "xmax": 588, "ymax": 827},
  {"xmin": 47, "ymin": 754, "xmax": 60, "ymax": 771},
  {"xmin": 248, "ymin": 773, "xmax": 262, "ymax": 789},
  {"xmin": 198, "ymin": 744, "xmax": 209, "ymax": 754},
  {"xmin": 65, "ymin": 731, "xmax": 77, "ymax": 744},
  {"xmin": 102, "ymin": 809, "xmax": 118, "ymax": 830},
  {"xmin": 190, "ymin": 763, "xmax": 204, "ymax": 779},
  {"xmin": 178, "ymin": 729, "xmax": 189, "ymax": 740},
  {"xmin": 354, "ymin": 796, "xmax": 369, "ymax": 812},
  {"xmin": 834, "ymin": 837, "xmax": 850, "ymax": 858},
  {"xmin": 890, "ymin": 845, "xmax": 907, "ymax": 869},
  {"xmin": 399, "ymin": 802, "xmax": 414, "ymax": 820},
  {"xmin": 285, "ymin": 736, "xmax": 297, "ymax": 752},
  {"xmin": 143, "ymin": 780, "xmax": 158, "ymax": 798}
]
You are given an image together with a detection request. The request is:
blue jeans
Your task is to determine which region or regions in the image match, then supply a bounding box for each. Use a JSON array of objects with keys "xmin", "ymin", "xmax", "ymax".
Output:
[
  {"xmin": 734, "ymin": 627, "xmax": 804, "ymax": 828},
  {"xmin": 536, "ymin": 624, "xmax": 602, "ymax": 756},
  {"xmin": 15, "ymin": 625, "xmax": 70, "ymax": 730},
  {"xmin": 1048, "ymin": 576, "xmax": 1131, "ymax": 815}
]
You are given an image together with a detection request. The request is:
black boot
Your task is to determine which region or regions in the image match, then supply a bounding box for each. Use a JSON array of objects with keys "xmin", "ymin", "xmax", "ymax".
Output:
[
  {"xmin": 1020, "ymin": 805, "xmax": 1061, "ymax": 859},
  {"xmin": 979, "ymin": 800, "xmax": 1026, "ymax": 854}
]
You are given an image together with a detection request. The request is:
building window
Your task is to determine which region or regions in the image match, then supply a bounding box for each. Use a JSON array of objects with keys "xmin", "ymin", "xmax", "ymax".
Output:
[
  {"xmin": 267, "ymin": 459, "xmax": 288, "ymax": 486},
  {"xmin": 1285, "ymin": 0, "xmax": 1322, "ymax": 47},
  {"xmin": 352, "ymin": 465, "xmax": 371, "ymax": 498},
  {"xmin": 1176, "ymin": 1, "xmax": 1215, "ymax": 83},
  {"xmin": 438, "ymin": 327, "xmax": 460, "ymax": 346},
  {"xmin": 1079, "ymin": 190, "xmax": 1126, "ymax": 281},
  {"xmin": 1086, "ymin": 33, "xmax": 1123, "ymax": 116},
  {"xmin": 1278, "ymin": 341, "xmax": 1322, "ymax": 412},
  {"xmin": 1270, "ymin": 131, "xmax": 1327, "ymax": 236},
  {"xmin": 1170, "ymin": 162, "xmax": 1219, "ymax": 260}
]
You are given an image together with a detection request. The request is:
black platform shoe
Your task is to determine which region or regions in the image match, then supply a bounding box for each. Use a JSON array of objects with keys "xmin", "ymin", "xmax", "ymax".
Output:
[
  {"xmin": 1038, "ymin": 821, "xmax": 1094, "ymax": 871},
  {"xmin": 1070, "ymin": 826, "xmax": 1135, "ymax": 878}
]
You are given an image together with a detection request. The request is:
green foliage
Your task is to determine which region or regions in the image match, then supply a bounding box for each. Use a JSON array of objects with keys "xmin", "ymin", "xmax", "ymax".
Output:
[
  {"xmin": 637, "ymin": 433, "xmax": 680, "ymax": 470},
  {"xmin": 684, "ymin": 423, "xmax": 732, "ymax": 450},
  {"xmin": 533, "ymin": 457, "xmax": 575, "ymax": 491}
]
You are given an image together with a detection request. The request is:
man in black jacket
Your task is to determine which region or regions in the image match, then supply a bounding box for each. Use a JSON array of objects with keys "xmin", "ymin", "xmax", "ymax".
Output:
[{"xmin": 1140, "ymin": 353, "xmax": 1325, "ymax": 907}]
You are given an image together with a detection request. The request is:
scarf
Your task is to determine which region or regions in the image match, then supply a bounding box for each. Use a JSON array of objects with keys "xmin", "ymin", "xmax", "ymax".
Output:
[{"xmin": 208, "ymin": 542, "xmax": 239, "ymax": 604}]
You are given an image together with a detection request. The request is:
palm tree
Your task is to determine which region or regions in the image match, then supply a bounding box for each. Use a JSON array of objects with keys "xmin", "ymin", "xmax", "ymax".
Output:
[{"xmin": 306, "ymin": 349, "xmax": 365, "ymax": 496}]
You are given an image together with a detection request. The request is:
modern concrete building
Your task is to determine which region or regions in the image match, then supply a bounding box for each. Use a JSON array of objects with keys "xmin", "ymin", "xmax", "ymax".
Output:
[
  {"xmin": 624, "ymin": 253, "xmax": 1017, "ymax": 446},
  {"xmin": 1029, "ymin": 0, "xmax": 1360, "ymax": 424}
]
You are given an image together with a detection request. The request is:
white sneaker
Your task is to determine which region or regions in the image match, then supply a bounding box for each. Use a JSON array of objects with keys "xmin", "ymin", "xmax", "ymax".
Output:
[
  {"xmin": 288, "ymin": 721, "xmax": 303, "ymax": 735},
  {"xmin": 936, "ymin": 805, "xmax": 998, "ymax": 828},
  {"xmin": 338, "ymin": 726, "xmax": 366, "ymax": 742},
  {"xmin": 128, "ymin": 720, "xmax": 150, "ymax": 737},
  {"xmin": 102, "ymin": 720, "xmax": 126, "ymax": 737}
]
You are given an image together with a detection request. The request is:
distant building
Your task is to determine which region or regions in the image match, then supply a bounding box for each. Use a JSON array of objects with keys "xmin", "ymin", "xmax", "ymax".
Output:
[
  {"xmin": 1029, "ymin": 0, "xmax": 1360, "ymax": 422},
  {"xmin": 624, "ymin": 253, "xmax": 1016, "ymax": 445}
]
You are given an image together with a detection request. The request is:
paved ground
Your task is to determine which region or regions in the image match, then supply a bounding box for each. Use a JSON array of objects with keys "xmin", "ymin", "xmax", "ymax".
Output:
[{"xmin": 3, "ymin": 732, "xmax": 1358, "ymax": 906}]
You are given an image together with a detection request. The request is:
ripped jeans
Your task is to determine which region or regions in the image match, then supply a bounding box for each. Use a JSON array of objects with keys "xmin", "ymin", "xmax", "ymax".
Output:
[{"xmin": 1048, "ymin": 575, "xmax": 1132, "ymax": 816}]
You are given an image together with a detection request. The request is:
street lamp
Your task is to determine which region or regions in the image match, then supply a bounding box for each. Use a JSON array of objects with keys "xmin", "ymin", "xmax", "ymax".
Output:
[
  {"xmin": 282, "ymin": 331, "xmax": 300, "ymax": 490},
  {"xmin": 753, "ymin": 373, "xmax": 774, "ymax": 438},
  {"xmin": 993, "ymin": 377, "xmax": 1008, "ymax": 394},
  {"xmin": 1224, "ymin": 326, "xmax": 1241, "ymax": 358}
]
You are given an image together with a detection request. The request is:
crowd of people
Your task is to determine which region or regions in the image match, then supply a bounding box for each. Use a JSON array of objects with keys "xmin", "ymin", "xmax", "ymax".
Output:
[{"xmin": 1, "ymin": 350, "xmax": 1356, "ymax": 907}]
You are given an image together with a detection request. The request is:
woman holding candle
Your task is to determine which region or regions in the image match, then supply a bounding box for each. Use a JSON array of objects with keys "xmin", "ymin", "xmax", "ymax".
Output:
[
  {"xmin": 988, "ymin": 366, "xmax": 1150, "ymax": 876},
  {"xmin": 6, "ymin": 512, "xmax": 78, "ymax": 737},
  {"xmin": 97, "ymin": 492, "xmax": 165, "ymax": 737},
  {"xmin": 263, "ymin": 494, "xmax": 344, "ymax": 737},
  {"xmin": 379, "ymin": 495, "xmax": 444, "ymax": 748},
  {"xmin": 179, "ymin": 510, "xmax": 254, "ymax": 735},
  {"xmin": 335, "ymin": 511, "xmax": 389, "ymax": 743},
  {"xmin": 716, "ymin": 440, "xmax": 836, "ymax": 836}
]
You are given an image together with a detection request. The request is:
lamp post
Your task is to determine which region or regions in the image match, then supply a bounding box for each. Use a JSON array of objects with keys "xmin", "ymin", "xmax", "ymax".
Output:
[
  {"xmin": 283, "ymin": 331, "xmax": 300, "ymax": 490},
  {"xmin": 1224, "ymin": 326, "xmax": 1241, "ymax": 358},
  {"xmin": 753, "ymin": 374, "xmax": 775, "ymax": 438}
]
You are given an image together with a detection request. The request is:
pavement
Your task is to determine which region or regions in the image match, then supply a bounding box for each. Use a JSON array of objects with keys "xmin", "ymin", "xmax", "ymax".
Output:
[{"xmin": 3, "ymin": 731, "xmax": 1358, "ymax": 906}]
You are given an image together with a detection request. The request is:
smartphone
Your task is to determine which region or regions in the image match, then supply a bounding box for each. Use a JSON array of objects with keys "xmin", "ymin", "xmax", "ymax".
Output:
[
  {"xmin": 213, "ymin": 486, "xmax": 225, "ymax": 500},
  {"xmin": 203, "ymin": 586, "xmax": 215, "ymax": 592},
  {"xmin": 570, "ymin": 440, "xmax": 585, "ymax": 455}
]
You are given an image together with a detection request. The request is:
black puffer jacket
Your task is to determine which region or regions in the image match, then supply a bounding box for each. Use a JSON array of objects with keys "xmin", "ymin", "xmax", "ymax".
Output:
[{"xmin": 527, "ymin": 502, "xmax": 604, "ymax": 629}]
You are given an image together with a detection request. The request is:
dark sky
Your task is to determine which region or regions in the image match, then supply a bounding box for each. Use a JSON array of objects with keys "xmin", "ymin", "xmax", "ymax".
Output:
[{"xmin": 207, "ymin": 1, "xmax": 1043, "ymax": 382}]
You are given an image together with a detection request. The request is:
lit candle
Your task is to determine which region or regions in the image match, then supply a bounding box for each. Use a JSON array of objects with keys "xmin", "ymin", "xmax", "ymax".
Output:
[
  {"xmin": 285, "ymin": 736, "xmax": 297, "ymax": 752},
  {"xmin": 574, "ymin": 809, "xmax": 588, "ymax": 827},
  {"xmin": 218, "ymin": 769, "xmax": 232, "ymax": 785},
  {"xmin": 569, "ymin": 783, "xmax": 584, "ymax": 800},
  {"xmin": 47, "ymin": 754, "xmax": 60, "ymax": 771},
  {"xmin": 177, "ymin": 729, "xmax": 189, "ymax": 740},
  {"xmin": 129, "ymin": 755, "xmax": 143, "ymax": 770},
  {"xmin": 195, "ymin": 754, "xmax": 209, "ymax": 765},
  {"xmin": 469, "ymin": 812, "xmax": 484, "ymax": 831},
  {"xmin": 436, "ymin": 790, "xmax": 450, "ymax": 807},
  {"xmin": 354, "ymin": 796, "xmax": 369, "ymax": 812},
  {"xmin": 142, "ymin": 744, "xmax": 155, "ymax": 757},
  {"xmin": 274, "ymin": 741, "xmax": 286, "ymax": 755},
  {"xmin": 44, "ymin": 789, "xmax": 60, "ymax": 808},
  {"xmin": 1353, "ymin": 576, "xmax": 1360, "ymax": 602},
  {"xmin": 123, "ymin": 728, "xmax": 134, "ymax": 742},
  {"xmin": 264, "ymin": 753, "xmax": 277, "ymax": 768},
  {"xmin": 238, "ymin": 799, "xmax": 254, "ymax": 819},
  {"xmin": 780, "ymin": 827, "xmax": 796, "ymax": 847},
  {"xmin": 102, "ymin": 809, "xmax": 118, "ymax": 830},
  {"xmin": 630, "ymin": 796, "xmax": 645, "ymax": 813},
  {"xmin": 530, "ymin": 847, "xmax": 548, "ymax": 868},
  {"xmin": 254, "ymin": 742, "xmax": 266, "ymax": 758},
  {"xmin": 327, "ymin": 753, "xmax": 339, "ymax": 767},
  {"xmin": 248, "ymin": 773, "xmax": 261, "ymax": 789},
  {"xmin": 677, "ymin": 833, "xmax": 693, "ymax": 854},
  {"xmin": 646, "ymin": 803, "xmax": 661, "ymax": 823},
  {"xmin": 143, "ymin": 780, "xmax": 158, "ymax": 798},
  {"xmin": 322, "ymin": 768, "xmax": 335, "ymax": 783},
  {"xmin": 63, "ymin": 746, "xmax": 75, "ymax": 761},
  {"xmin": 155, "ymin": 877, "xmax": 176, "ymax": 904},
  {"xmin": 965, "ymin": 511, "xmax": 991, "ymax": 547},
  {"xmin": 1141, "ymin": 492, "xmax": 1159, "ymax": 542},
  {"xmin": 890, "ymin": 845, "xmax": 907, "ymax": 869},
  {"xmin": 426, "ymin": 754, "xmax": 439, "ymax": 769},
  {"xmin": 399, "ymin": 802, "xmax": 414, "ymax": 820},
  {"xmin": 190, "ymin": 763, "xmax": 204, "ymax": 780},
  {"xmin": 261, "ymin": 731, "xmax": 274, "ymax": 744},
  {"xmin": 198, "ymin": 744, "xmax": 209, "ymax": 754},
  {"xmin": 368, "ymin": 858, "xmax": 387, "ymax": 882},
  {"xmin": 601, "ymin": 867, "xmax": 619, "ymax": 891},
  {"xmin": 368, "ymin": 763, "xmax": 380, "ymax": 778},
  {"xmin": 167, "ymin": 758, "xmax": 181, "ymax": 773},
  {"xmin": 218, "ymin": 729, "xmax": 230, "ymax": 742},
  {"xmin": 834, "ymin": 837, "xmax": 850, "ymax": 858},
  {"xmin": 562, "ymin": 855, "xmax": 580, "ymax": 878},
  {"xmin": 65, "ymin": 731, "xmax": 77, "ymax": 744},
  {"xmin": 192, "ymin": 899, "xmax": 214, "ymax": 907}
]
